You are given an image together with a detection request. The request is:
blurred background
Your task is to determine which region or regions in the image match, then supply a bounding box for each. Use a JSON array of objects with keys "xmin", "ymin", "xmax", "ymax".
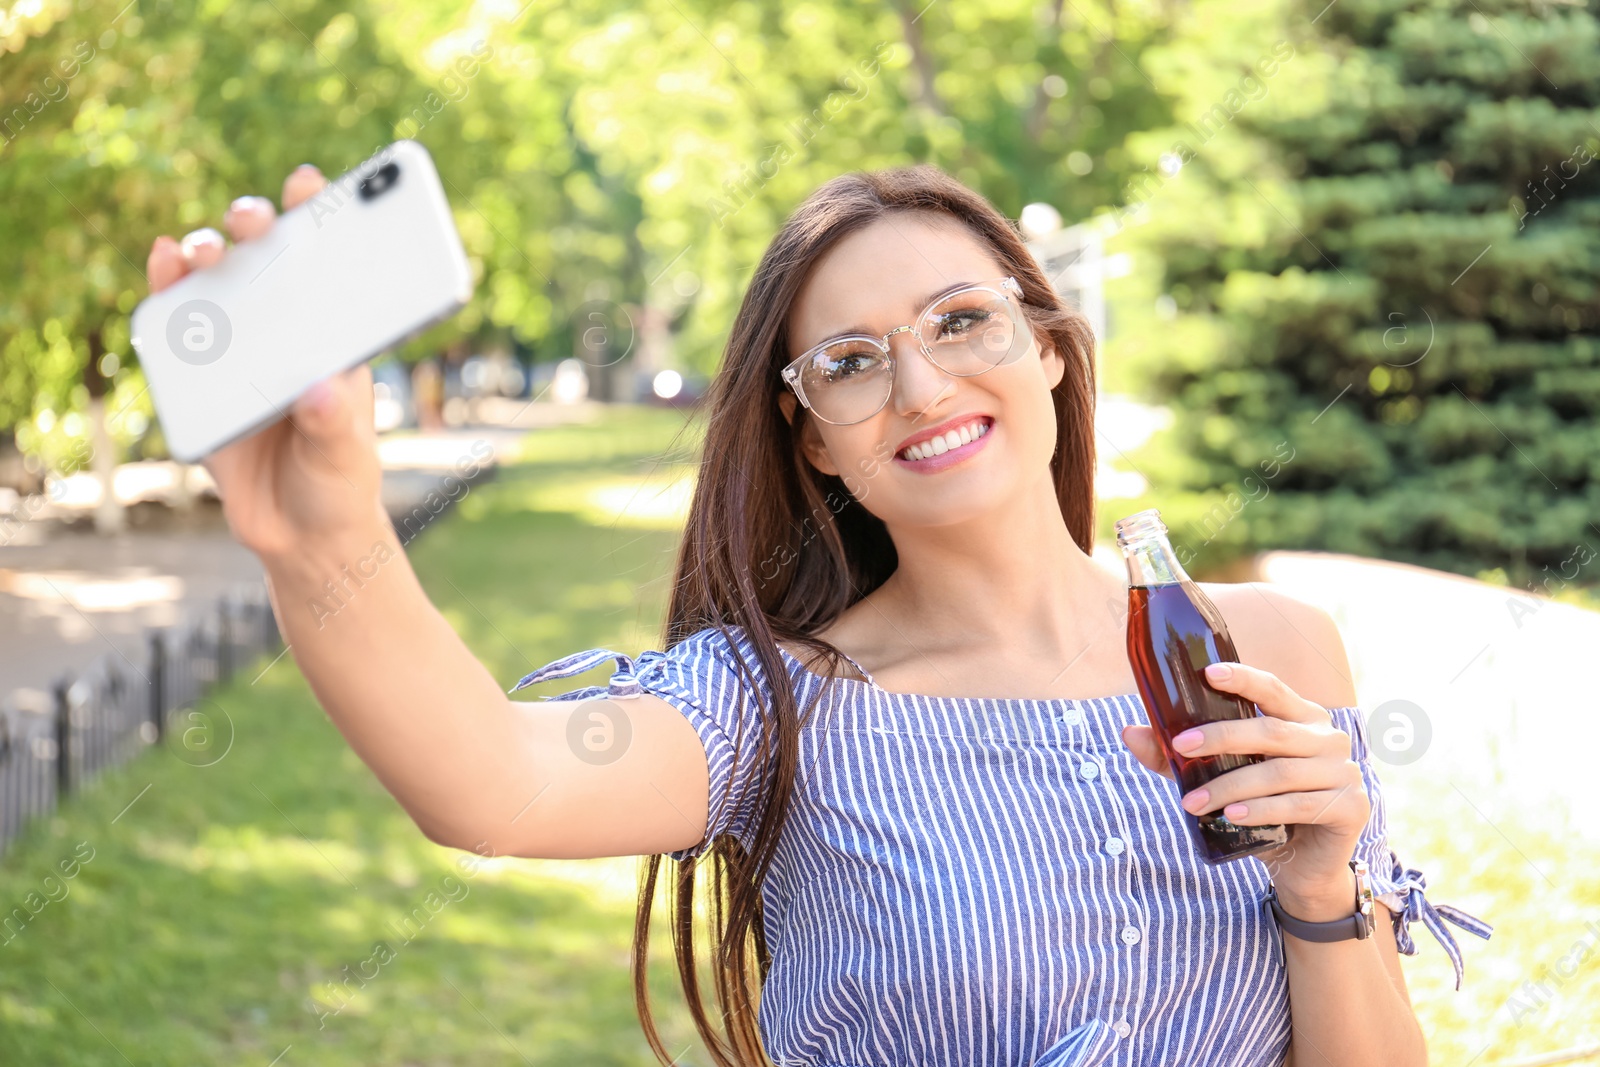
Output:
[{"xmin": 2, "ymin": 0, "xmax": 1597, "ymax": 1063}]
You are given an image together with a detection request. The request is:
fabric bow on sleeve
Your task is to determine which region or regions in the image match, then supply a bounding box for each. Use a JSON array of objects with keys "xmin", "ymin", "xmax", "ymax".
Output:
[
  {"xmin": 1381, "ymin": 855, "xmax": 1494, "ymax": 991},
  {"xmin": 508, "ymin": 647, "xmax": 658, "ymax": 700}
]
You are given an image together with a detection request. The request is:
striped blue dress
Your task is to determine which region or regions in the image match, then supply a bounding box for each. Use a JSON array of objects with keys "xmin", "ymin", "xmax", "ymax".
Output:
[{"xmin": 511, "ymin": 625, "xmax": 1492, "ymax": 1067}]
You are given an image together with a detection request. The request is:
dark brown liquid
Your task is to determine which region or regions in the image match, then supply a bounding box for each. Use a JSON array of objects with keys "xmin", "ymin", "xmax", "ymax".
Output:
[{"xmin": 1126, "ymin": 582, "xmax": 1290, "ymax": 865}]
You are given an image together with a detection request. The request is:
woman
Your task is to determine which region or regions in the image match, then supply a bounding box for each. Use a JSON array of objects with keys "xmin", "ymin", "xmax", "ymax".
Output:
[{"xmin": 146, "ymin": 162, "xmax": 1489, "ymax": 1066}]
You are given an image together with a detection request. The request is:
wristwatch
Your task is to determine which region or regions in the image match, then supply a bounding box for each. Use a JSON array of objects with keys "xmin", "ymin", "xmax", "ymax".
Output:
[{"xmin": 1265, "ymin": 859, "xmax": 1375, "ymax": 942}]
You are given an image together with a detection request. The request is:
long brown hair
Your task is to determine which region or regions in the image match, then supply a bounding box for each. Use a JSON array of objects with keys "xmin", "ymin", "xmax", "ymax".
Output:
[{"xmin": 630, "ymin": 163, "xmax": 1098, "ymax": 1064}]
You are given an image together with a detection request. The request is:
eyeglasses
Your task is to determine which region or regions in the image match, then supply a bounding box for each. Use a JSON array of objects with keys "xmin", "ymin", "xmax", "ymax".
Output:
[{"xmin": 780, "ymin": 276, "xmax": 1028, "ymax": 426}]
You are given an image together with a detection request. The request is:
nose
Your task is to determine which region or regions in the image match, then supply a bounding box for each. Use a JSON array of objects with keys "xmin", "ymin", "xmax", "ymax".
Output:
[{"xmin": 889, "ymin": 332, "xmax": 956, "ymax": 422}]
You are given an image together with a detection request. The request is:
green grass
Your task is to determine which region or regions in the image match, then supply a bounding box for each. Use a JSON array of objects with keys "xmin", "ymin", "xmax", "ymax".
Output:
[
  {"xmin": 1376, "ymin": 792, "xmax": 1600, "ymax": 1067},
  {"xmin": 1, "ymin": 402, "xmax": 1594, "ymax": 1066},
  {"xmin": 0, "ymin": 405, "xmax": 707, "ymax": 1066}
]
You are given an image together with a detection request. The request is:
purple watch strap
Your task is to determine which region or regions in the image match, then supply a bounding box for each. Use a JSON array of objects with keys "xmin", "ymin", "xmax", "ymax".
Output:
[{"xmin": 1266, "ymin": 887, "xmax": 1372, "ymax": 942}]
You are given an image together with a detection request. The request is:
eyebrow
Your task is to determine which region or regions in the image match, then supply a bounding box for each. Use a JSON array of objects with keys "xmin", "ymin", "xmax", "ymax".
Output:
[{"xmin": 818, "ymin": 279, "xmax": 978, "ymax": 342}]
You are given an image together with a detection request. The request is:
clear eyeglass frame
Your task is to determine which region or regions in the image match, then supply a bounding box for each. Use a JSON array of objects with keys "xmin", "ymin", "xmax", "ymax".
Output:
[{"xmin": 780, "ymin": 275, "xmax": 1028, "ymax": 426}]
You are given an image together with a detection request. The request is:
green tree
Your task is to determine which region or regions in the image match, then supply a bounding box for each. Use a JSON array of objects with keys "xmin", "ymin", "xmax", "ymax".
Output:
[
  {"xmin": 0, "ymin": 0, "xmax": 448, "ymax": 488},
  {"xmin": 2, "ymin": 0, "xmax": 1178, "ymax": 469},
  {"xmin": 1, "ymin": 0, "xmax": 208, "ymax": 525},
  {"xmin": 1117, "ymin": 0, "xmax": 1600, "ymax": 585}
]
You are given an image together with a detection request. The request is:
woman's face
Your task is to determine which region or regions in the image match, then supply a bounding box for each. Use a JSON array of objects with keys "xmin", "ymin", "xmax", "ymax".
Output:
[{"xmin": 779, "ymin": 213, "xmax": 1067, "ymax": 529}]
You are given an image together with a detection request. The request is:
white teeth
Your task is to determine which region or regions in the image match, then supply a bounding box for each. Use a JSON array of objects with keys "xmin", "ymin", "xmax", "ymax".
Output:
[{"xmin": 900, "ymin": 418, "xmax": 990, "ymax": 461}]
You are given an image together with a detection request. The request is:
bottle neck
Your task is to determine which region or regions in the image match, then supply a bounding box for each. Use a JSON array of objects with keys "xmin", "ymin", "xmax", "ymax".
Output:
[
  {"xmin": 1115, "ymin": 510, "xmax": 1192, "ymax": 587},
  {"xmin": 1121, "ymin": 536, "xmax": 1189, "ymax": 587}
]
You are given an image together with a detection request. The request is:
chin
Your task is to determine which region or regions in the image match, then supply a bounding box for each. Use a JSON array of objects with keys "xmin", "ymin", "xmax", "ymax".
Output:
[{"xmin": 878, "ymin": 481, "xmax": 1017, "ymax": 528}]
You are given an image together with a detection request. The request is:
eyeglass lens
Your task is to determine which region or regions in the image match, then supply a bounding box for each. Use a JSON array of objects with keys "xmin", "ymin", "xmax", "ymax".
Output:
[{"xmin": 798, "ymin": 287, "xmax": 1023, "ymax": 424}]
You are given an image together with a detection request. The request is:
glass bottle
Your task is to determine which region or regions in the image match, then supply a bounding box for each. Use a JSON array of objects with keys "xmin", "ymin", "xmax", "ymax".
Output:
[{"xmin": 1116, "ymin": 508, "xmax": 1290, "ymax": 865}]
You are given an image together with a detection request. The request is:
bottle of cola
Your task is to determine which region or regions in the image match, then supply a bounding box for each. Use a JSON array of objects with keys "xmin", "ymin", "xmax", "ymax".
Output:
[{"xmin": 1116, "ymin": 508, "xmax": 1290, "ymax": 865}]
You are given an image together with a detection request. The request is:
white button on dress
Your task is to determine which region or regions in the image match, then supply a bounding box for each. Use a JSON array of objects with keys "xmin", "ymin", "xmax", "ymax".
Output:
[
  {"xmin": 1078, "ymin": 761, "xmax": 1100, "ymax": 781},
  {"xmin": 1104, "ymin": 836, "xmax": 1125, "ymax": 857},
  {"xmin": 1120, "ymin": 925, "xmax": 1142, "ymax": 946},
  {"xmin": 1113, "ymin": 1020, "xmax": 1132, "ymax": 1039}
]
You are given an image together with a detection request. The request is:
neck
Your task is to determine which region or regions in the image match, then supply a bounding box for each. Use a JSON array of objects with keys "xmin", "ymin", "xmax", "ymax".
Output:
[{"xmin": 870, "ymin": 466, "xmax": 1125, "ymax": 658}]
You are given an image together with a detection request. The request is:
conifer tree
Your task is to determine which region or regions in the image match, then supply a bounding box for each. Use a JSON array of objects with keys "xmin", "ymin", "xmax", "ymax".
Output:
[{"xmin": 1122, "ymin": 0, "xmax": 1600, "ymax": 586}]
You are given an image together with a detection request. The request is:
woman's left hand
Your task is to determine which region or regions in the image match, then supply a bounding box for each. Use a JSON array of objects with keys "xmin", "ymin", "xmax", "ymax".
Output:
[{"xmin": 1119, "ymin": 661, "xmax": 1370, "ymax": 915}]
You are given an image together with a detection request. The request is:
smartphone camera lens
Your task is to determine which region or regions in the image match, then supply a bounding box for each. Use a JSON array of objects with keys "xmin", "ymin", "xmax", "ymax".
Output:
[{"xmin": 358, "ymin": 161, "xmax": 401, "ymax": 200}]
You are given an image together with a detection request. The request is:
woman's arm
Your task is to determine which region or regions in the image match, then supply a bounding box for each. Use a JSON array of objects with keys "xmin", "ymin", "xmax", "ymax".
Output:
[
  {"xmin": 1275, "ymin": 868, "xmax": 1422, "ymax": 1066},
  {"xmin": 1121, "ymin": 584, "xmax": 1429, "ymax": 1066},
  {"xmin": 260, "ymin": 512, "xmax": 712, "ymax": 859},
  {"xmin": 147, "ymin": 165, "xmax": 711, "ymax": 861}
]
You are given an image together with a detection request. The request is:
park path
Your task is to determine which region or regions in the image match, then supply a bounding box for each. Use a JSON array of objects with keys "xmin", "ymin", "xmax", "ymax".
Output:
[
  {"xmin": 0, "ymin": 400, "xmax": 596, "ymax": 710},
  {"xmin": 1254, "ymin": 551, "xmax": 1598, "ymax": 849}
]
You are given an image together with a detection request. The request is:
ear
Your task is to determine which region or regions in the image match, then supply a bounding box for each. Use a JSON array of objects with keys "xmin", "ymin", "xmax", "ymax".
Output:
[
  {"xmin": 778, "ymin": 391, "xmax": 841, "ymax": 477},
  {"xmin": 1040, "ymin": 336, "xmax": 1066, "ymax": 390}
]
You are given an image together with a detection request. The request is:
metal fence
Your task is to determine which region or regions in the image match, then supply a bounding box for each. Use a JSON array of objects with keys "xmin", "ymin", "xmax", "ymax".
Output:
[{"xmin": 0, "ymin": 584, "xmax": 280, "ymax": 856}]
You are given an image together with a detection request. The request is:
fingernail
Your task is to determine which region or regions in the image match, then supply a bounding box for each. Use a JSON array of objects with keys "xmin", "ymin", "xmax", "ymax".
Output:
[
  {"xmin": 1174, "ymin": 728, "xmax": 1203, "ymax": 751},
  {"xmin": 1224, "ymin": 803, "xmax": 1248, "ymax": 819},
  {"xmin": 180, "ymin": 227, "xmax": 224, "ymax": 256},
  {"xmin": 295, "ymin": 163, "xmax": 320, "ymax": 174},
  {"xmin": 302, "ymin": 380, "xmax": 336, "ymax": 417},
  {"xmin": 229, "ymin": 195, "xmax": 269, "ymax": 215},
  {"xmin": 1183, "ymin": 788, "xmax": 1209, "ymax": 813},
  {"xmin": 1204, "ymin": 663, "xmax": 1233, "ymax": 681}
]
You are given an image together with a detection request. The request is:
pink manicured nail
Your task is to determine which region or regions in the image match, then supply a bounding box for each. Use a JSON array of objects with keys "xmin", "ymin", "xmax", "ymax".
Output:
[
  {"xmin": 180, "ymin": 227, "xmax": 224, "ymax": 257},
  {"xmin": 302, "ymin": 380, "xmax": 336, "ymax": 417},
  {"xmin": 1174, "ymin": 729, "xmax": 1203, "ymax": 751},
  {"xmin": 1224, "ymin": 803, "xmax": 1248, "ymax": 819},
  {"xmin": 1183, "ymin": 789, "xmax": 1209, "ymax": 812},
  {"xmin": 1204, "ymin": 663, "xmax": 1232, "ymax": 681}
]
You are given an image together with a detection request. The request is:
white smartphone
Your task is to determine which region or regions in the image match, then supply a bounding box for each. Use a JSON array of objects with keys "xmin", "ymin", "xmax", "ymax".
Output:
[{"xmin": 130, "ymin": 139, "xmax": 474, "ymax": 462}]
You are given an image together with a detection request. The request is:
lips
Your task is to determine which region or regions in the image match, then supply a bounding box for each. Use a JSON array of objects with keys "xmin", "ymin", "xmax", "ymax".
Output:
[{"xmin": 895, "ymin": 414, "xmax": 994, "ymax": 461}]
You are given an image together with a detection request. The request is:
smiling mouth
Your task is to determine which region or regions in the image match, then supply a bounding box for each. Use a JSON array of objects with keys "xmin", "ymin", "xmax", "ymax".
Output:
[{"xmin": 896, "ymin": 416, "xmax": 994, "ymax": 462}]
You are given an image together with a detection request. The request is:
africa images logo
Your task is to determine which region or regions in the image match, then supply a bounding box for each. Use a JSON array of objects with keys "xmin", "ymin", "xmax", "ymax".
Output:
[
  {"xmin": 1366, "ymin": 699, "xmax": 1432, "ymax": 766},
  {"xmin": 565, "ymin": 697, "xmax": 633, "ymax": 766},
  {"xmin": 166, "ymin": 299, "xmax": 233, "ymax": 366}
]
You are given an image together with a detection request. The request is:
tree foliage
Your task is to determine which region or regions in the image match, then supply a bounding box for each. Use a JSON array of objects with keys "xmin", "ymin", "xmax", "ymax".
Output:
[
  {"xmin": 1, "ymin": 0, "xmax": 1172, "ymax": 466},
  {"xmin": 1115, "ymin": 0, "xmax": 1600, "ymax": 584}
]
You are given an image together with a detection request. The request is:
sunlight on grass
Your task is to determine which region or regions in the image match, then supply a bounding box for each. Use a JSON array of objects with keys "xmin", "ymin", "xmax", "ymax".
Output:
[
  {"xmin": 464, "ymin": 464, "xmax": 699, "ymax": 531},
  {"xmin": 583, "ymin": 471, "xmax": 697, "ymax": 528},
  {"xmin": 133, "ymin": 827, "xmax": 369, "ymax": 882},
  {"xmin": 1393, "ymin": 806, "xmax": 1600, "ymax": 1066}
]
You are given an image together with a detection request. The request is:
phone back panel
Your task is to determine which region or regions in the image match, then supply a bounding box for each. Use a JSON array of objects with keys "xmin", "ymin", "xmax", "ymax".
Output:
[{"xmin": 130, "ymin": 140, "xmax": 473, "ymax": 461}]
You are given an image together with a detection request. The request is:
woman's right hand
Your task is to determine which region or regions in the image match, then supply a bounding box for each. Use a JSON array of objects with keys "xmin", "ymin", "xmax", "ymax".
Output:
[
  {"xmin": 147, "ymin": 166, "xmax": 714, "ymax": 860},
  {"xmin": 144, "ymin": 164, "xmax": 385, "ymax": 563}
]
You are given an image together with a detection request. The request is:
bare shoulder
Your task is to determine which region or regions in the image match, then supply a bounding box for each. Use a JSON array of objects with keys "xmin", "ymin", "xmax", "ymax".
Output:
[
  {"xmin": 776, "ymin": 628, "xmax": 866, "ymax": 682},
  {"xmin": 778, "ymin": 596, "xmax": 896, "ymax": 683},
  {"xmin": 1201, "ymin": 581, "xmax": 1358, "ymax": 708}
]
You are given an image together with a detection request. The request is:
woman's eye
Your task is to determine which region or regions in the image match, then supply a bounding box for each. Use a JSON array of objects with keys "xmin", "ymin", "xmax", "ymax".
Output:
[
  {"xmin": 933, "ymin": 308, "xmax": 992, "ymax": 339},
  {"xmin": 821, "ymin": 350, "xmax": 880, "ymax": 380}
]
